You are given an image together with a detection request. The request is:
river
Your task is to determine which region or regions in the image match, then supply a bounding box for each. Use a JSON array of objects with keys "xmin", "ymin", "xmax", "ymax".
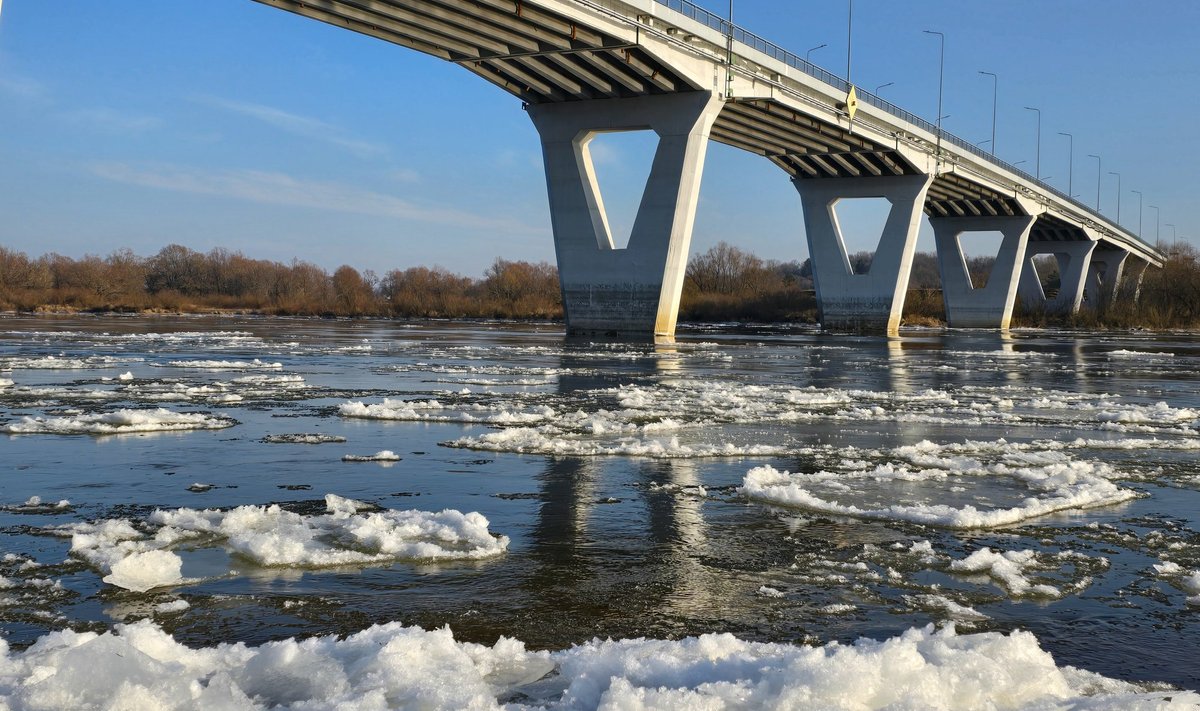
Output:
[{"xmin": 1, "ymin": 315, "xmax": 1198, "ymax": 708}]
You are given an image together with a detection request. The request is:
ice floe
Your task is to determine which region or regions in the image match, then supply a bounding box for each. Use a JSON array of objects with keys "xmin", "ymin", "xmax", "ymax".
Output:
[
  {"xmin": 2, "ymin": 496, "xmax": 72, "ymax": 514},
  {"xmin": 0, "ymin": 621, "xmax": 1190, "ymax": 710},
  {"xmin": 739, "ymin": 440, "xmax": 1140, "ymax": 528},
  {"xmin": 342, "ymin": 450, "xmax": 401, "ymax": 462},
  {"xmin": 160, "ymin": 358, "xmax": 282, "ymax": 370},
  {"xmin": 58, "ymin": 495, "xmax": 507, "ymax": 591},
  {"xmin": 0, "ymin": 354, "xmax": 138, "ymax": 370},
  {"xmin": 904, "ymin": 594, "xmax": 991, "ymax": 622},
  {"xmin": 425, "ymin": 379, "xmax": 1200, "ymax": 458},
  {"xmin": 1107, "ymin": 349, "xmax": 1175, "ymax": 358},
  {"xmin": 1, "ymin": 408, "xmax": 234, "ymax": 435},
  {"xmin": 948, "ymin": 549, "xmax": 1062, "ymax": 597},
  {"xmin": 261, "ymin": 433, "xmax": 346, "ymax": 444}
]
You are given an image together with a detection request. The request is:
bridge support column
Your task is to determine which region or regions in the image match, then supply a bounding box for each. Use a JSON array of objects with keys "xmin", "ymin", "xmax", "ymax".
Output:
[
  {"xmin": 1122, "ymin": 258, "xmax": 1149, "ymax": 303},
  {"xmin": 527, "ymin": 91, "xmax": 722, "ymax": 339},
  {"xmin": 1018, "ymin": 240, "xmax": 1098, "ymax": 314},
  {"xmin": 931, "ymin": 213, "xmax": 1037, "ymax": 329},
  {"xmin": 1084, "ymin": 248, "xmax": 1130, "ymax": 308},
  {"xmin": 792, "ymin": 173, "xmax": 934, "ymax": 335}
]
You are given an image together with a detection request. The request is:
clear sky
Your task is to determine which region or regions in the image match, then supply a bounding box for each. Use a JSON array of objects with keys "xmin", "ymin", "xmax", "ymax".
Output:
[{"xmin": 1, "ymin": 1, "xmax": 1196, "ymax": 277}]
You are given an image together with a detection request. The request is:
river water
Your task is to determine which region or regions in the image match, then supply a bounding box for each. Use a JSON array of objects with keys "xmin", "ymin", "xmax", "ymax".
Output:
[{"xmin": 1, "ymin": 315, "xmax": 1198, "ymax": 708}]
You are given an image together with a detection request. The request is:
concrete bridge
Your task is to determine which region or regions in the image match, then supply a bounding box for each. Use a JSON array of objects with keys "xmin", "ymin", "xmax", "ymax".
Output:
[{"xmin": 253, "ymin": 0, "xmax": 1162, "ymax": 337}]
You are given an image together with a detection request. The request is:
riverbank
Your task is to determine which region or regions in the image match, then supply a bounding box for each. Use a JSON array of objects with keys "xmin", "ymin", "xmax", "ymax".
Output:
[{"xmin": 3, "ymin": 241, "xmax": 1197, "ymax": 330}]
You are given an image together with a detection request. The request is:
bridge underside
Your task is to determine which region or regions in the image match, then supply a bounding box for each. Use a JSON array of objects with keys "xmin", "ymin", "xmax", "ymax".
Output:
[{"xmin": 254, "ymin": 0, "xmax": 1160, "ymax": 338}]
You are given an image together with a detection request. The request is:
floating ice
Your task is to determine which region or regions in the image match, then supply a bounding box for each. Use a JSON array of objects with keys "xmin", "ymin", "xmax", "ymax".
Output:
[
  {"xmin": 949, "ymin": 549, "xmax": 1061, "ymax": 597},
  {"xmin": 261, "ymin": 433, "xmax": 347, "ymax": 444},
  {"xmin": 905, "ymin": 594, "xmax": 991, "ymax": 622},
  {"xmin": 433, "ymin": 378, "xmax": 1200, "ymax": 458},
  {"xmin": 739, "ymin": 440, "xmax": 1139, "ymax": 529},
  {"xmin": 0, "ymin": 377, "xmax": 12, "ymax": 388},
  {"xmin": 0, "ymin": 354, "xmax": 138, "ymax": 370},
  {"xmin": 66, "ymin": 520, "xmax": 186, "ymax": 592},
  {"xmin": 339, "ymin": 398, "xmax": 556, "ymax": 426},
  {"xmin": 450, "ymin": 426, "xmax": 792, "ymax": 458},
  {"xmin": 0, "ymin": 621, "xmax": 1189, "ymax": 710},
  {"xmin": 2, "ymin": 496, "xmax": 72, "ymax": 514},
  {"xmin": 1107, "ymin": 349, "xmax": 1175, "ymax": 358},
  {"xmin": 1184, "ymin": 571, "xmax": 1200, "ymax": 605},
  {"xmin": 118, "ymin": 371, "xmax": 134, "ymax": 381},
  {"xmin": 0, "ymin": 408, "xmax": 235, "ymax": 435},
  {"xmin": 161, "ymin": 358, "xmax": 283, "ymax": 370},
  {"xmin": 154, "ymin": 599, "xmax": 190, "ymax": 614},
  {"xmin": 58, "ymin": 495, "xmax": 508, "ymax": 591},
  {"xmin": 342, "ymin": 450, "xmax": 401, "ymax": 462}
]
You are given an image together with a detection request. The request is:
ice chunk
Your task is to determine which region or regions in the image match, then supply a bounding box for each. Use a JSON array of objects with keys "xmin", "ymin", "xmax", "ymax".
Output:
[
  {"xmin": 0, "ymin": 621, "xmax": 1192, "ymax": 710},
  {"xmin": 58, "ymin": 495, "xmax": 508, "ymax": 590},
  {"xmin": 161, "ymin": 358, "xmax": 283, "ymax": 370},
  {"xmin": 262, "ymin": 433, "xmax": 346, "ymax": 444},
  {"xmin": 1, "ymin": 408, "xmax": 235, "ymax": 435},
  {"xmin": 739, "ymin": 441, "xmax": 1139, "ymax": 529},
  {"xmin": 949, "ymin": 549, "xmax": 1061, "ymax": 597},
  {"xmin": 103, "ymin": 550, "xmax": 184, "ymax": 593},
  {"xmin": 154, "ymin": 599, "xmax": 190, "ymax": 614},
  {"xmin": 342, "ymin": 450, "xmax": 402, "ymax": 462}
]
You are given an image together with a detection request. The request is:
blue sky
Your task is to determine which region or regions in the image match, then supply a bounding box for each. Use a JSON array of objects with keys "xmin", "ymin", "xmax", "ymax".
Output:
[{"xmin": 1, "ymin": 1, "xmax": 1196, "ymax": 276}]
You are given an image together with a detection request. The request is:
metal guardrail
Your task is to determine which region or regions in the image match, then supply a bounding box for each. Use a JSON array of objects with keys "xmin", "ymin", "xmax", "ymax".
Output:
[{"xmin": 649, "ymin": 0, "xmax": 1145, "ymax": 246}]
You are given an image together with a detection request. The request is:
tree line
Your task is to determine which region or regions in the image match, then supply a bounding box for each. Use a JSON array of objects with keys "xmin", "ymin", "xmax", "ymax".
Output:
[{"xmin": 1, "ymin": 241, "xmax": 1197, "ymax": 328}]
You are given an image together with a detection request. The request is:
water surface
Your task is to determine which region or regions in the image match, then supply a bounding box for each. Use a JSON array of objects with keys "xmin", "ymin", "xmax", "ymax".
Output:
[{"xmin": 1, "ymin": 315, "xmax": 1198, "ymax": 693}]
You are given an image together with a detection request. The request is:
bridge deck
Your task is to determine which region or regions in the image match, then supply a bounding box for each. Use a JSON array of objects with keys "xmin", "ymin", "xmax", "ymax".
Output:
[{"xmin": 253, "ymin": 0, "xmax": 1161, "ymax": 266}]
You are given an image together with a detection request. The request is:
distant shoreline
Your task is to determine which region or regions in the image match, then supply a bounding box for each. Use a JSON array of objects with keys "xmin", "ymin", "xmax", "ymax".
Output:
[{"xmin": 3, "ymin": 241, "xmax": 1198, "ymax": 330}]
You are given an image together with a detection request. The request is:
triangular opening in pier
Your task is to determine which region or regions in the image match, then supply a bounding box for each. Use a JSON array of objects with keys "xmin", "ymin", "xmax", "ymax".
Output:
[
  {"xmin": 830, "ymin": 197, "xmax": 891, "ymax": 275},
  {"xmin": 1031, "ymin": 254, "xmax": 1061, "ymax": 297},
  {"xmin": 587, "ymin": 129, "xmax": 658, "ymax": 250},
  {"xmin": 956, "ymin": 230, "xmax": 1004, "ymax": 289}
]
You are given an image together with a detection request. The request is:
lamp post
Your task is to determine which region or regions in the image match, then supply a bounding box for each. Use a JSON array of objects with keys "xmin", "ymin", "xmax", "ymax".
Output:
[
  {"xmin": 1057, "ymin": 132, "xmax": 1073, "ymax": 196},
  {"xmin": 1109, "ymin": 171, "xmax": 1121, "ymax": 224},
  {"xmin": 1149, "ymin": 205, "xmax": 1160, "ymax": 247},
  {"xmin": 1166, "ymin": 223, "xmax": 1176, "ymax": 249},
  {"xmin": 846, "ymin": 0, "xmax": 853, "ymax": 84},
  {"xmin": 978, "ymin": 71, "xmax": 997, "ymax": 156},
  {"xmin": 1132, "ymin": 189, "xmax": 1143, "ymax": 239},
  {"xmin": 807, "ymin": 43, "xmax": 826, "ymax": 63},
  {"xmin": 1024, "ymin": 106, "xmax": 1041, "ymax": 179},
  {"xmin": 924, "ymin": 30, "xmax": 945, "ymax": 164},
  {"xmin": 1087, "ymin": 154, "xmax": 1101, "ymax": 210},
  {"xmin": 875, "ymin": 81, "xmax": 894, "ymax": 94}
]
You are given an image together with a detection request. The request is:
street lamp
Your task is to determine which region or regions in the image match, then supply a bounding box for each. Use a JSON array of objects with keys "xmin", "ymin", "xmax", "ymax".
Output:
[
  {"xmin": 1149, "ymin": 205, "xmax": 1160, "ymax": 247},
  {"xmin": 1132, "ymin": 189, "xmax": 1143, "ymax": 239},
  {"xmin": 1087, "ymin": 155, "xmax": 1101, "ymax": 211},
  {"xmin": 1109, "ymin": 171, "xmax": 1121, "ymax": 224},
  {"xmin": 978, "ymin": 71, "xmax": 997, "ymax": 156},
  {"xmin": 846, "ymin": 0, "xmax": 853, "ymax": 84},
  {"xmin": 924, "ymin": 30, "xmax": 945, "ymax": 164},
  {"xmin": 1058, "ymin": 132, "xmax": 1073, "ymax": 196},
  {"xmin": 807, "ymin": 43, "xmax": 827, "ymax": 63},
  {"xmin": 875, "ymin": 81, "xmax": 894, "ymax": 94},
  {"xmin": 1024, "ymin": 106, "xmax": 1041, "ymax": 179},
  {"xmin": 1166, "ymin": 223, "xmax": 1176, "ymax": 249}
]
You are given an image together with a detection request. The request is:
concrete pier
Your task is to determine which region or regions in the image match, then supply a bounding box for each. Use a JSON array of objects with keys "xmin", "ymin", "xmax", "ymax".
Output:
[
  {"xmin": 1084, "ymin": 247, "xmax": 1132, "ymax": 308},
  {"xmin": 792, "ymin": 174, "xmax": 934, "ymax": 336},
  {"xmin": 1018, "ymin": 239, "xmax": 1098, "ymax": 314},
  {"xmin": 528, "ymin": 91, "xmax": 722, "ymax": 339},
  {"xmin": 931, "ymin": 209, "xmax": 1038, "ymax": 329}
]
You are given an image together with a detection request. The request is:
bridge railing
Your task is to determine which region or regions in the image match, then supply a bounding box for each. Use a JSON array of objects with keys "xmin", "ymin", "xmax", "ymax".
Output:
[{"xmin": 649, "ymin": 0, "xmax": 1140, "ymax": 242}]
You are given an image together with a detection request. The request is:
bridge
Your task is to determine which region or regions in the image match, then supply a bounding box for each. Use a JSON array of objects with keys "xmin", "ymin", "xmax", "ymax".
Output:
[{"xmin": 253, "ymin": 0, "xmax": 1163, "ymax": 337}]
